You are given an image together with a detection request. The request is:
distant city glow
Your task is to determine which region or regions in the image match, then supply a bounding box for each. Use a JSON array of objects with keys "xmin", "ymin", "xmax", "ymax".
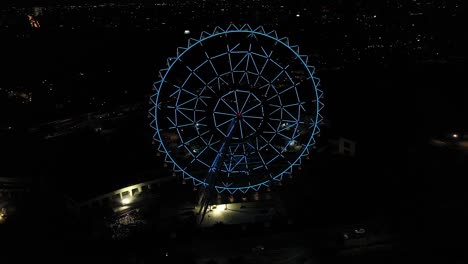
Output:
[
  {"xmin": 184, "ymin": 29, "xmax": 190, "ymax": 35},
  {"xmin": 452, "ymin": 133, "xmax": 459, "ymax": 139}
]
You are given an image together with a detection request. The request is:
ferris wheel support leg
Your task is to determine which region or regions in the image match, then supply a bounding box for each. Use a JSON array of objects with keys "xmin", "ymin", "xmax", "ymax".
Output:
[{"xmin": 197, "ymin": 119, "xmax": 236, "ymax": 224}]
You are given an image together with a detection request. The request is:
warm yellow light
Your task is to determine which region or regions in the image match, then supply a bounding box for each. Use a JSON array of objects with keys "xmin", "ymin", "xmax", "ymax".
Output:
[
  {"xmin": 121, "ymin": 198, "xmax": 131, "ymax": 205},
  {"xmin": 211, "ymin": 204, "xmax": 227, "ymax": 216}
]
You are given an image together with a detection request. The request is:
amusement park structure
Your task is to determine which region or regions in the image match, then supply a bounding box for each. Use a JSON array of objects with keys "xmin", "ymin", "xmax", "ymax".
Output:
[{"xmin": 149, "ymin": 24, "xmax": 323, "ymax": 223}]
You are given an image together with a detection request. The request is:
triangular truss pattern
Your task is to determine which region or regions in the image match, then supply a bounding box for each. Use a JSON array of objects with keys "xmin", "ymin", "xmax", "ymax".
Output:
[
  {"xmin": 166, "ymin": 57, "xmax": 176, "ymax": 67},
  {"xmin": 273, "ymin": 174, "xmax": 283, "ymax": 182},
  {"xmin": 213, "ymin": 26, "xmax": 225, "ymax": 34},
  {"xmin": 253, "ymin": 26, "xmax": 265, "ymax": 33},
  {"xmin": 308, "ymin": 65, "xmax": 316, "ymax": 75},
  {"xmin": 153, "ymin": 81, "xmax": 161, "ymax": 91},
  {"xmin": 188, "ymin": 38, "xmax": 199, "ymax": 47},
  {"xmin": 312, "ymin": 77, "xmax": 320, "ymax": 86},
  {"xmin": 317, "ymin": 88, "xmax": 324, "ymax": 99},
  {"xmin": 290, "ymin": 45, "xmax": 300, "ymax": 54},
  {"xmin": 251, "ymin": 185, "xmax": 261, "ymax": 191},
  {"xmin": 158, "ymin": 68, "xmax": 168, "ymax": 79},
  {"xmin": 149, "ymin": 119, "xmax": 156, "ymax": 130},
  {"xmin": 279, "ymin": 37, "xmax": 289, "ymax": 45},
  {"xmin": 226, "ymin": 24, "xmax": 239, "ymax": 31},
  {"xmin": 200, "ymin": 31, "xmax": 211, "ymax": 39},
  {"xmin": 177, "ymin": 47, "xmax": 186, "ymax": 57},
  {"xmin": 267, "ymin": 30, "xmax": 278, "ymax": 39},
  {"xmin": 240, "ymin": 24, "xmax": 253, "ymax": 31}
]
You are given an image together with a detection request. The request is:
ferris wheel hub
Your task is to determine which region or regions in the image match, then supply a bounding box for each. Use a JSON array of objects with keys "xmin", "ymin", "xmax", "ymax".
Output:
[{"xmin": 213, "ymin": 89, "xmax": 265, "ymax": 140}]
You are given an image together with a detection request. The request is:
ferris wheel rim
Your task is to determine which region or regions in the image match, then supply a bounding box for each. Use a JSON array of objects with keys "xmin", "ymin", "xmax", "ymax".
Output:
[{"xmin": 150, "ymin": 24, "xmax": 323, "ymax": 193}]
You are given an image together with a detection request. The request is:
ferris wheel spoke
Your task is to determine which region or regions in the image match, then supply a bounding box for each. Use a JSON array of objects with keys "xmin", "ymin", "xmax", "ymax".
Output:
[
  {"xmin": 216, "ymin": 117, "xmax": 236, "ymax": 129},
  {"xmin": 277, "ymin": 130, "xmax": 295, "ymax": 142},
  {"xmin": 218, "ymin": 76, "xmax": 230, "ymax": 86},
  {"xmin": 214, "ymin": 111, "xmax": 236, "ymax": 117},
  {"xmin": 253, "ymin": 48, "xmax": 273, "ymax": 86},
  {"xmin": 230, "ymin": 155, "xmax": 246, "ymax": 172},
  {"xmin": 171, "ymin": 123, "xmax": 196, "ymax": 129},
  {"xmin": 176, "ymin": 97, "xmax": 197, "ymax": 108},
  {"xmin": 266, "ymin": 145, "xmax": 286, "ymax": 164},
  {"xmin": 275, "ymin": 84, "xmax": 297, "ymax": 97},
  {"xmin": 216, "ymin": 75, "xmax": 230, "ymax": 91},
  {"xmin": 227, "ymin": 46, "xmax": 235, "ymax": 84},
  {"xmin": 242, "ymin": 119, "xmax": 257, "ymax": 132},
  {"xmin": 180, "ymin": 71, "xmax": 193, "ymax": 88},
  {"xmin": 239, "ymin": 71, "xmax": 250, "ymax": 85},
  {"xmin": 240, "ymin": 93, "xmax": 251, "ymax": 112},
  {"xmin": 197, "ymin": 97, "xmax": 209, "ymax": 107},
  {"xmin": 190, "ymin": 145, "xmax": 210, "ymax": 163},
  {"xmin": 282, "ymin": 102, "xmax": 303, "ymax": 108},
  {"xmin": 221, "ymin": 98, "xmax": 238, "ymax": 114},
  {"xmin": 238, "ymin": 120, "xmax": 245, "ymax": 139},
  {"xmin": 233, "ymin": 90, "xmax": 241, "ymax": 113},
  {"xmin": 259, "ymin": 134, "xmax": 271, "ymax": 145},
  {"xmin": 197, "ymin": 116, "xmax": 207, "ymax": 124},
  {"xmin": 249, "ymin": 53, "xmax": 260, "ymax": 75},
  {"xmin": 204, "ymin": 51, "xmax": 219, "ymax": 76},
  {"xmin": 232, "ymin": 52, "xmax": 249, "ymax": 72},
  {"xmin": 183, "ymin": 145, "xmax": 196, "ymax": 158},
  {"xmin": 270, "ymin": 64, "xmax": 290, "ymax": 84},
  {"xmin": 193, "ymin": 59, "xmax": 209, "ymax": 72},
  {"xmin": 242, "ymin": 102, "xmax": 262, "ymax": 115},
  {"xmin": 283, "ymin": 109, "xmax": 299, "ymax": 123},
  {"xmin": 178, "ymin": 106, "xmax": 204, "ymax": 112},
  {"xmin": 257, "ymin": 83, "xmax": 270, "ymax": 91},
  {"xmin": 264, "ymin": 120, "xmax": 277, "ymax": 131},
  {"xmin": 242, "ymin": 144, "xmax": 249, "ymax": 171},
  {"xmin": 244, "ymin": 52, "xmax": 252, "ymax": 85},
  {"xmin": 228, "ymin": 43, "xmax": 241, "ymax": 53},
  {"xmin": 182, "ymin": 129, "xmax": 211, "ymax": 146},
  {"xmin": 269, "ymin": 117, "xmax": 296, "ymax": 124},
  {"xmin": 267, "ymin": 107, "xmax": 281, "ymax": 116},
  {"xmin": 180, "ymin": 87, "xmax": 198, "ymax": 98},
  {"xmin": 233, "ymin": 143, "xmax": 242, "ymax": 154},
  {"xmin": 176, "ymin": 109, "xmax": 195, "ymax": 123},
  {"xmin": 242, "ymin": 114, "xmax": 263, "ymax": 120},
  {"xmin": 223, "ymin": 161, "xmax": 230, "ymax": 173},
  {"xmin": 250, "ymin": 51, "xmax": 268, "ymax": 59},
  {"xmin": 256, "ymin": 149, "xmax": 269, "ymax": 170}
]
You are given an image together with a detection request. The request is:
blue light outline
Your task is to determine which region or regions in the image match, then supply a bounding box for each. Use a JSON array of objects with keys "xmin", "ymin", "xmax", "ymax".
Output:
[{"xmin": 152, "ymin": 25, "xmax": 322, "ymax": 193}]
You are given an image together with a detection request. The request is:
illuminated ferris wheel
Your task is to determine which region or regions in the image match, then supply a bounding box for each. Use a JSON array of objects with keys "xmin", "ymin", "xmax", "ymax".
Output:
[{"xmin": 150, "ymin": 24, "xmax": 323, "ymax": 197}]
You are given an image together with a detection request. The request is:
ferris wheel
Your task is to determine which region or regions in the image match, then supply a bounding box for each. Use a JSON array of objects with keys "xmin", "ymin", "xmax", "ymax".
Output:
[{"xmin": 150, "ymin": 24, "xmax": 323, "ymax": 197}]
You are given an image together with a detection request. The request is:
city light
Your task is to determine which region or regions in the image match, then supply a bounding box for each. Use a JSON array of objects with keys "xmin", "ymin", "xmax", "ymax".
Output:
[
  {"xmin": 452, "ymin": 133, "xmax": 459, "ymax": 139},
  {"xmin": 211, "ymin": 204, "xmax": 227, "ymax": 216},
  {"xmin": 0, "ymin": 208, "xmax": 6, "ymax": 224},
  {"xmin": 121, "ymin": 197, "xmax": 131, "ymax": 205}
]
